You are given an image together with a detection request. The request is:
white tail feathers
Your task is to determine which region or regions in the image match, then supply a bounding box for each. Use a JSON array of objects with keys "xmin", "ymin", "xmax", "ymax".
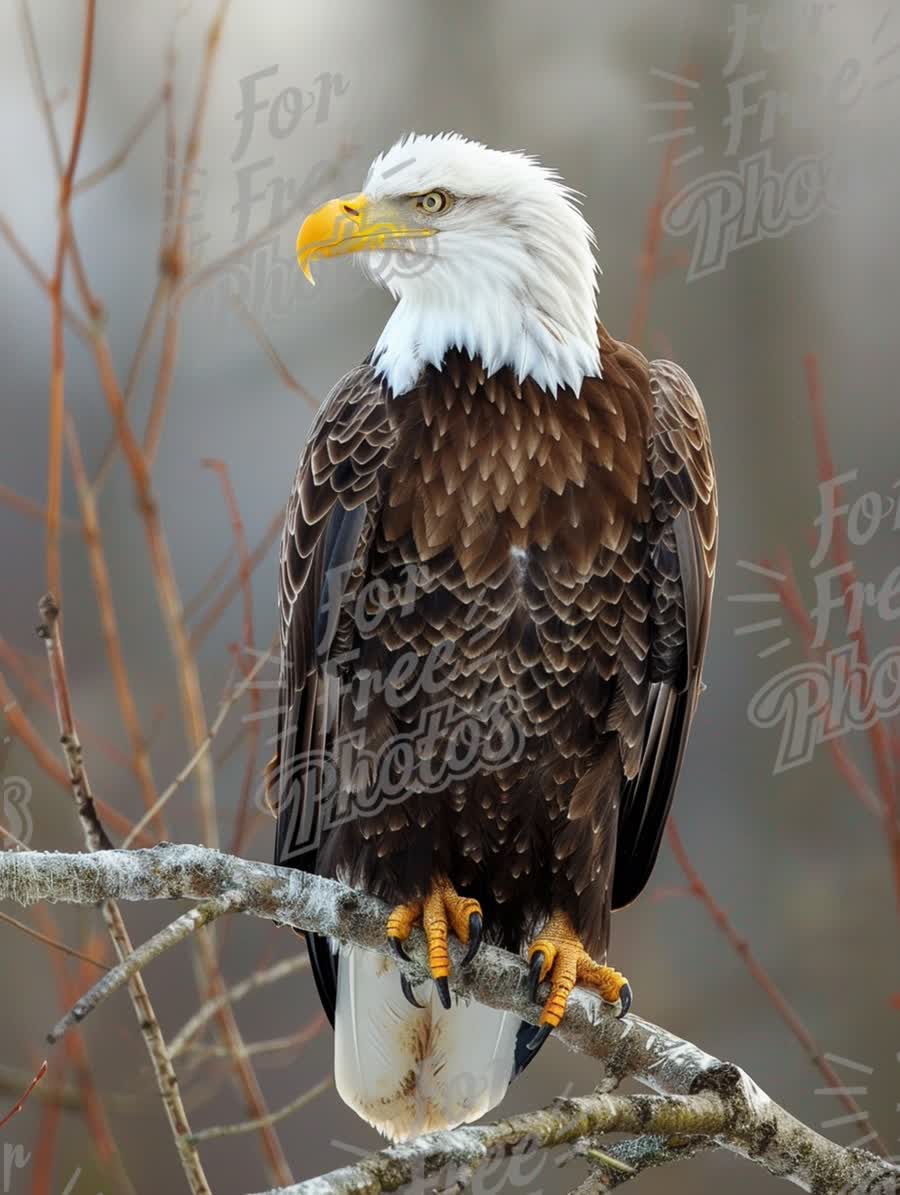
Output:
[{"xmin": 334, "ymin": 944, "xmax": 519, "ymax": 1142}]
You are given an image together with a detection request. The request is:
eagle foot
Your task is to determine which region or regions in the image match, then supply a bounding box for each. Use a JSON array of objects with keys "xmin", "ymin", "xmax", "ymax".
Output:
[
  {"xmin": 525, "ymin": 911, "xmax": 631, "ymax": 1050},
  {"xmin": 385, "ymin": 877, "xmax": 483, "ymax": 1010}
]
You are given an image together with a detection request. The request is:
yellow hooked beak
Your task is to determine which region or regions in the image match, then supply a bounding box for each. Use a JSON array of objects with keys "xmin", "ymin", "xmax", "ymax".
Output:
[{"xmin": 296, "ymin": 193, "xmax": 436, "ymax": 285}]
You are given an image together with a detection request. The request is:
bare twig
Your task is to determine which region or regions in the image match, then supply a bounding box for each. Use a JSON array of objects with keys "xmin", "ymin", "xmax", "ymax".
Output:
[
  {"xmin": 180, "ymin": 1016, "xmax": 325, "ymax": 1063},
  {"xmin": 0, "ymin": 215, "xmax": 91, "ymax": 342},
  {"xmin": 73, "ymin": 84, "xmax": 167, "ymax": 193},
  {"xmin": 0, "ymin": 1061, "xmax": 47, "ymax": 1130},
  {"xmin": 229, "ymin": 296, "xmax": 319, "ymax": 411},
  {"xmin": 188, "ymin": 1076, "xmax": 331, "ymax": 1144},
  {"xmin": 0, "ymin": 480, "xmax": 76, "ymax": 530},
  {"xmin": 167, "ymin": 953, "xmax": 309, "ymax": 1059},
  {"xmin": 189, "ymin": 508, "xmax": 284, "ymax": 649},
  {"xmin": 65, "ymin": 420, "xmax": 164, "ymax": 834},
  {"xmin": 44, "ymin": 0, "xmax": 96, "ymax": 597},
  {"xmin": 570, "ymin": 1133, "xmax": 718, "ymax": 1191},
  {"xmin": 36, "ymin": 593, "xmax": 112, "ymax": 851},
  {"xmin": 47, "ymin": 891, "xmax": 246, "ymax": 1044},
  {"xmin": 0, "ymin": 908, "xmax": 108, "ymax": 972},
  {"xmin": 143, "ymin": 0, "xmax": 231, "ymax": 467}
]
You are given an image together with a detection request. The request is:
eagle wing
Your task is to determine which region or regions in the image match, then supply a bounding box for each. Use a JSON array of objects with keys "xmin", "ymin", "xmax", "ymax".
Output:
[
  {"xmin": 611, "ymin": 358, "xmax": 718, "ymax": 909},
  {"xmin": 271, "ymin": 362, "xmax": 394, "ymax": 1021}
]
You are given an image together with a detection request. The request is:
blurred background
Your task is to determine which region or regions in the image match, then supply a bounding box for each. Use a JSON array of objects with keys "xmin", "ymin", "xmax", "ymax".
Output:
[{"xmin": 1, "ymin": 1, "xmax": 899, "ymax": 1191}]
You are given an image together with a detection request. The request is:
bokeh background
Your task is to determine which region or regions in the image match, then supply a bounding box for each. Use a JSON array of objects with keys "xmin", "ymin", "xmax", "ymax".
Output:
[{"xmin": 2, "ymin": 1, "xmax": 899, "ymax": 1192}]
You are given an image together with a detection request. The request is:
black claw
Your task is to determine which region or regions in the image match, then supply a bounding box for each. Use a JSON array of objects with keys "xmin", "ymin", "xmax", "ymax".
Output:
[
  {"xmin": 400, "ymin": 975, "xmax": 424, "ymax": 1009},
  {"xmin": 435, "ymin": 976, "xmax": 452, "ymax": 1010},
  {"xmin": 527, "ymin": 952, "xmax": 546, "ymax": 1004},
  {"xmin": 389, "ymin": 936, "xmax": 410, "ymax": 963},
  {"xmin": 616, "ymin": 982, "xmax": 633, "ymax": 1019},
  {"xmin": 526, "ymin": 1022, "xmax": 553, "ymax": 1052},
  {"xmin": 461, "ymin": 912, "xmax": 483, "ymax": 966}
]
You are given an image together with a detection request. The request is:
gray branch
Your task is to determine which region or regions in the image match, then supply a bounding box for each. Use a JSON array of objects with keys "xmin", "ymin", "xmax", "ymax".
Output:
[{"xmin": 1, "ymin": 845, "xmax": 897, "ymax": 1195}]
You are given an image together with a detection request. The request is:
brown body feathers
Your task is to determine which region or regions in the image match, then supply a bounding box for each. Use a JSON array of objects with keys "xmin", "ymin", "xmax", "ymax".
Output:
[{"xmin": 273, "ymin": 323, "xmax": 717, "ymax": 999}]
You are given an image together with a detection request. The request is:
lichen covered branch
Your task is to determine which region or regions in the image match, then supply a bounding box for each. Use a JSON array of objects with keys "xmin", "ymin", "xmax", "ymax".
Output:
[{"xmin": 1, "ymin": 844, "xmax": 898, "ymax": 1194}]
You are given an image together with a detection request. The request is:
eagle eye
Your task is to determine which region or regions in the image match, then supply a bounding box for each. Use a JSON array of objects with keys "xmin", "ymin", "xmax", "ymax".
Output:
[{"xmin": 415, "ymin": 189, "xmax": 451, "ymax": 215}]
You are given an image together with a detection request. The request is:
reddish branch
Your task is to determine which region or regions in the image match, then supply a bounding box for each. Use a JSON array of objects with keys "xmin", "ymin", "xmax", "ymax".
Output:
[
  {"xmin": 45, "ymin": 0, "xmax": 96, "ymax": 599},
  {"xmin": 144, "ymin": 0, "xmax": 231, "ymax": 466},
  {"xmin": 0, "ymin": 1060, "xmax": 47, "ymax": 1130},
  {"xmin": 65, "ymin": 420, "xmax": 165, "ymax": 835},
  {"xmin": 189, "ymin": 508, "xmax": 284, "ymax": 649}
]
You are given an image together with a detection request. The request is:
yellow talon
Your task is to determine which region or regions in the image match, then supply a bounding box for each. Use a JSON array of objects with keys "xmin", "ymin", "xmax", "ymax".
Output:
[
  {"xmin": 385, "ymin": 876, "xmax": 484, "ymax": 1007},
  {"xmin": 386, "ymin": 899, "xmax": 423, "ymax": 947},
  {"xmin": 526, "ymin": 911, "xmax": 631, "ymax": 1038}
]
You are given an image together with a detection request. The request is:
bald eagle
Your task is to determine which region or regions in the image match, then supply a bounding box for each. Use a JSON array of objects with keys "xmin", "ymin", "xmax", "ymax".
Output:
[{"xmin": 270, "ymin": 133, "xmax": 717, "ymax": 1142}]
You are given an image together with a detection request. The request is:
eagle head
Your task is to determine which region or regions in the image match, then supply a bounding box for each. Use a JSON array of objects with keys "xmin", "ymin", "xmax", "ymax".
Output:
[{"xmin": 296, "ymin": 133, "xmax": 601, "ymax": 397}]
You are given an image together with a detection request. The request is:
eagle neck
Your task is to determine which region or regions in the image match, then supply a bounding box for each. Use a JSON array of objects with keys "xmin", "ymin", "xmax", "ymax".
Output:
[{"xmin": 373, "ymin": 292, "xmax": 601, "ymax": 400}]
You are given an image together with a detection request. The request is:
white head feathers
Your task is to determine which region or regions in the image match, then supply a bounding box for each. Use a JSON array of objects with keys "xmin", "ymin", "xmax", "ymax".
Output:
[{"xmin": 361, "ymin": 133, "xmax": 601, "ymax": 397}]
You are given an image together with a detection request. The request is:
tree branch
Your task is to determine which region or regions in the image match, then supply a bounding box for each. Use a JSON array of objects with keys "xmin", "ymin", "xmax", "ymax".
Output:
[{"xmin": 1, "ymin": 844, "xmax": 897, "ymax": 1194}]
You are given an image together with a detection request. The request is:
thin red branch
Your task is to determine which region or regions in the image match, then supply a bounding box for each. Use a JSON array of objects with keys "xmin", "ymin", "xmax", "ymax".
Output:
[
  {"xmin": 45, "ymin": 0, "xmax": 96, "ymax": 598},
  {"xmin": 0, "ymin": 1060, "xmax": 47, "ymax": 1130},
  {"xmin": 66, "ymin": 419, "xmax": 166, "ymax": 834},
  {"xmin": 189, "ymin": 508, "xmax": 283, "ymax": 649},
  {"xmin": 229, "ymin": 297, "xmax": 319, "ymax": 411},
  {"xmin": 0, "ymin": 215, "xmax": 91, "ymax": 342},
  {"xmin": 73, "ymin": 83, "xmax": 167, "ymax": 194},
  {"xmin": 0, "ymin": 909, "xmax": 108, "ymax": 972},
  {"xmin": 143, "ymin": 0, "xmax": 230, "ymax": 467},
  {"xmin": 0, "ymin": 483, "xmax": 79, "ymax": 532}
]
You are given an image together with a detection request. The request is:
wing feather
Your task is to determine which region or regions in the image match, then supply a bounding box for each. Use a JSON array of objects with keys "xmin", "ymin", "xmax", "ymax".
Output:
[
  {"xmin": 612, "ymin": 358, "xmax": 717, "ymax": 908},
  {"xmin": 271, "ymin": 363, "xmax": 394, "ymax": 1020}
]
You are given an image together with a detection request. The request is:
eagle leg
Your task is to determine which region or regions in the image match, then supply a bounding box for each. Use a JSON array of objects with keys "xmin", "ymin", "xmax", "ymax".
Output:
[
  {"xmin": 385, "ymin": 877, "xmax": 483, "ymax": 1010},
  {"xmin": 525, "ymin": 910, "xmax": 631, "ymax": 1050}
]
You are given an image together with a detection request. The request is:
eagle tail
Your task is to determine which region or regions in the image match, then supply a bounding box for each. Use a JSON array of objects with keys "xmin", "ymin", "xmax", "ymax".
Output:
[{"xmin": 334, "ymin": 944, "xmax": 520, "ymax": 1142}]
